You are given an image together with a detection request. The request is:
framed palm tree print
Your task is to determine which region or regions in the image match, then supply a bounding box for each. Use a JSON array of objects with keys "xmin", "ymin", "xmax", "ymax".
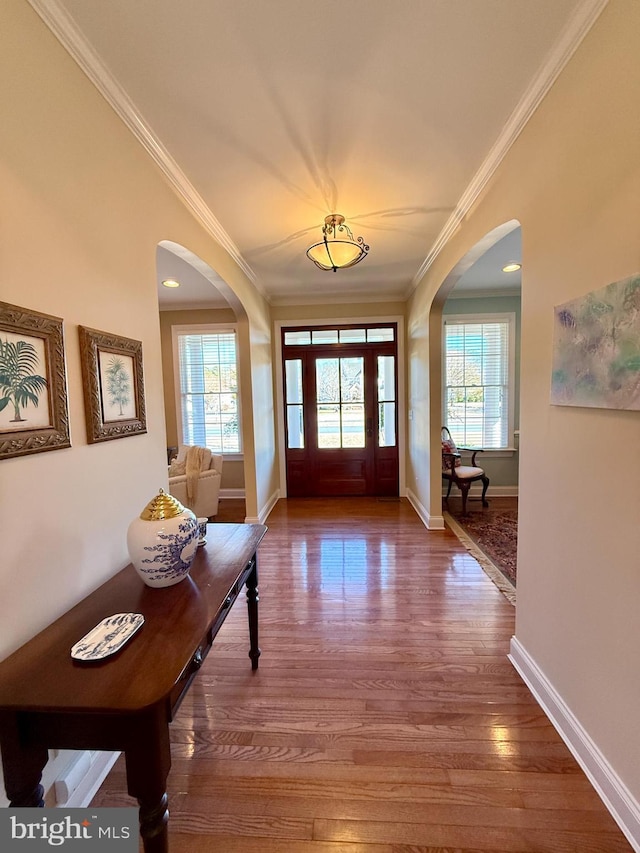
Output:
[
  {"xmin": 0, "ymin": 302, "xmax": 71, "ymax": 460},
  {"xmin": 79, "ymin": 326, "xmax": 146, "ymax": 443}
]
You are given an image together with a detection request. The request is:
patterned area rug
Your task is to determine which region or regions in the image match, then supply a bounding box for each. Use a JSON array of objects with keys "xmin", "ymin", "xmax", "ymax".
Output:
[{"xmin": 444, "ymin": 498, "xmax": 518, "ymax": 605}]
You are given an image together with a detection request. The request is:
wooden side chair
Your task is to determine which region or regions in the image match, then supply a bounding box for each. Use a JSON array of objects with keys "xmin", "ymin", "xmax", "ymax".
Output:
[{"xmin": 441, "ymin": 426, "xmax": 490, "ymax": 516}]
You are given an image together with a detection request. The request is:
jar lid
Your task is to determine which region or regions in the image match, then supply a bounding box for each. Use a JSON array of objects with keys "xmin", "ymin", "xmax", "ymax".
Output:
[{"xmin": 139, "ymin": 489, "xmax": 186, "ymax": 521}]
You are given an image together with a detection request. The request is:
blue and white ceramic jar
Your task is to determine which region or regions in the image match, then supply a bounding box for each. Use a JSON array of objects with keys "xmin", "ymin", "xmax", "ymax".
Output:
[{"xmin": 127, "ymin": 489, "xmax": 198, "ymax": 588}]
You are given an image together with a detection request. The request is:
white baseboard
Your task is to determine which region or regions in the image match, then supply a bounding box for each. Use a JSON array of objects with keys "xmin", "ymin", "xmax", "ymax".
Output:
[
  {"xmin": 53, "ymin": 750, "xmax": 120, "ymax": 808},
  {"xmin": 509, "ymin": 637, "xmax": 640, "ymax": 852},
  {"xmin": 219, "ymin": 488, "xmax": 245, "ymax": 499},
  {"xmin": 489, "ymin": 485, "xmax": 519, "ymax": 496},
  {"xmin": 217, "ymin": 488, "xmax": 278, "ymax": 524},
  {"xmin": 407, "ymin": 488, "xmax": 445, "ymax": 530},
  {"xmin": 441, "ymin": 485, "xmax": 519, "ymax": 498},
  {"xmin": 246, "ymin": 488, "xmax": 280, "ymax": 524}
]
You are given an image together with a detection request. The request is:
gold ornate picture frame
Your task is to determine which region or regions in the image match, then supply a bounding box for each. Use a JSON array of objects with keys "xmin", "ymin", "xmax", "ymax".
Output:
[
  {"xmin": 0, "ymin": 302, "xmax": 71, "ymax": 460},
  {"xmin": 79, "ymin": 326, "xmax": 147, "ymax": 443}
]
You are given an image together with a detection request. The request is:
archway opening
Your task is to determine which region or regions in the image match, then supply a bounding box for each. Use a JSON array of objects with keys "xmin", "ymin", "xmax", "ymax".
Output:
[
  {"xmin": 156, "ymin": 241, "xmax": 249, "ymax": 522},
  {"xmin": 431, "ymin": 220, "xmax": 521, "ymax": 587}
]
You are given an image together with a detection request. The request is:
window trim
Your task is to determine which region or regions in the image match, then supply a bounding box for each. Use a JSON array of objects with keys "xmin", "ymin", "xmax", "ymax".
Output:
[
  {"xmin": 171, "ymin": 323, "xmax": 243, "ymax": 459},
  {"xmin": 442, "ymin": 312, "xmax": 516, "ymax": 451}
]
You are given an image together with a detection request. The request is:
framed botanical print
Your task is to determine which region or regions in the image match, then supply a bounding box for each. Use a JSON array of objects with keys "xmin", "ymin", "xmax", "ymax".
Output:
[
  {"xmin": 0, "ymin": 302, "xmax": 71, "ymax": 460},
  {"xmin": 79, "ymin": 326, "xmax": 147, "ymax": 443}
]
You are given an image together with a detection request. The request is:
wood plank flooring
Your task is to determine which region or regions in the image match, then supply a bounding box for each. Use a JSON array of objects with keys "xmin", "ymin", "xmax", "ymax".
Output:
[{"xmin": 91, "ymin": 497, "xmax": 631, "ymax": 852}]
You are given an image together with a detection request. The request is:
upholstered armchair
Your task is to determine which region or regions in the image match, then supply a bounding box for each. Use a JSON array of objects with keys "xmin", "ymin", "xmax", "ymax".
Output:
[
  {"xmin": 441, "ymin": 426, "xmax": 489, "ymax": 516},
  {"xmin": 168, "ymin": 445, "xmax": 223, "ymax": 519}
]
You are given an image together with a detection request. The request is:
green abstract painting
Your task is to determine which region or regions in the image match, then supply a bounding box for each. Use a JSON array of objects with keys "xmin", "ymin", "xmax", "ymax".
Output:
[{"xmin": 551, "ymin": 274, "xmax": 640, "ymax": 411}]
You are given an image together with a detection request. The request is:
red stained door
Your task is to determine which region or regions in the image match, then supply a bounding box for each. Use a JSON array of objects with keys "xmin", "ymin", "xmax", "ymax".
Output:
[{"xmin": 283, "ymin": 326, "xmax": 398, "ymax": 497}]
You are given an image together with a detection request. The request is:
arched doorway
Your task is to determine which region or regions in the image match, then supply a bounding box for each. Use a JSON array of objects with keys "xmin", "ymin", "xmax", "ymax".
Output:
[
  {"xmin": 155, "ymin": 241, "xmax": 254, "ymax": 520},
  {"xmin": 430, "ymin": 221, "xmax": 521, "ymax": 585}
]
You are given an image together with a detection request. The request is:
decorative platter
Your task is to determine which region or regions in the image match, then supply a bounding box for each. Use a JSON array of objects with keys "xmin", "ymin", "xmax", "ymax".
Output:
[{"xmin": 71, "ymin": 613, "xmax": 145, "ymax": 661}]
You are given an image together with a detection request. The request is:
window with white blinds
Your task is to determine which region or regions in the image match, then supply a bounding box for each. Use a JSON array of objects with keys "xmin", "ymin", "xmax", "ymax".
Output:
[
  {"xmin": 443, "ymin": 314, "xmax": 514, "ymax": 449},
  {"xmin": 173, "ymin": 327, "xmax": 240, "ymax": 453}
]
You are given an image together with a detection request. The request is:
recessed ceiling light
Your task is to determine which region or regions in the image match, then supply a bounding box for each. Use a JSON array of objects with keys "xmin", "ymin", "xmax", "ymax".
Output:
[
  {"xmin": 502, "ymin": 262, "xmax": 522, "ymax": 273},
  {"xmin": 162, "ymin": 278, "xmax": 180, "ymax": 288}
]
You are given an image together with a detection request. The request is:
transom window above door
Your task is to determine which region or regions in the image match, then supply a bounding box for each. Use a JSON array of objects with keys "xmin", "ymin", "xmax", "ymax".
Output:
[{"xmin": 284, "ymin": 327, "xmax": 395, "ymax": 346}]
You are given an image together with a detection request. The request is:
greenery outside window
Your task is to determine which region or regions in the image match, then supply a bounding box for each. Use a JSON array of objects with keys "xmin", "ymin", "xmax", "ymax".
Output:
[
  {"xmin": 173, "ymin": 326, "xmax": 241, "ymax": 454},
  {"xmin": 443, "ymin": 313, "xmax": 515, "ymax": 449}
]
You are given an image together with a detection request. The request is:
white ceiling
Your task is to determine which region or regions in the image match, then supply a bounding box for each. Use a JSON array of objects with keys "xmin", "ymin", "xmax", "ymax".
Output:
[
  {"xmin": 156, "ymin": 246, "xmax": 230, "ymax": 310},
  {"xmin": 34, "ymin": 0, "xmax": 603, "ymax": 308},
  {"xmin": 453, "ymin": 227, "xmax": 522, "ymax": 297}
]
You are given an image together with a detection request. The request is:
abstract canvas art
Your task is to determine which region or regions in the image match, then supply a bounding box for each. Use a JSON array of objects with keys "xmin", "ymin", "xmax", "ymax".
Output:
[{"xmin": 551, "ymin": 274, "xmax": 640, "ymax": 410}]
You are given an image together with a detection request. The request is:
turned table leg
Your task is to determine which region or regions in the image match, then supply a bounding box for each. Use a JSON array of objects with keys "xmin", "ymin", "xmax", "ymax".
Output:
[
  {"xmin": 124, "ymin": 708, "xmax": 172, "ymax": 853},
  {"xmin": 137, "ymin": 792, "xmax": 170, "ymax": 853},
  {"xmin": 0, "ymin": 712, "xmax": 48, "ymax": 808},
  {"xmin": 246, "ymin": 556, "xmax": 260, "ymax": 670}
]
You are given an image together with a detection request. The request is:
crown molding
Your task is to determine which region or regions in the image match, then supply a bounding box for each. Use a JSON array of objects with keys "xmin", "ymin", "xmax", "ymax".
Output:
[
  {"xmin": 409, "ymin": 0, "xmax": 609, "ymax": 294},
  {"xmin": 27, "ymin": 0, "xmax": 259, "ymax": 290}
]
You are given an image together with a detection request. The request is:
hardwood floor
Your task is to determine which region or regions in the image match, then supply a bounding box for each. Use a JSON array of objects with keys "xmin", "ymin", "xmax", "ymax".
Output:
[
  {"xmin": 212, "ymin": 498, "xmax": 247, "ymax": 524},
  {"xmin": 92, "ymin": 497, "xmax": 631, "ymax": 852}
]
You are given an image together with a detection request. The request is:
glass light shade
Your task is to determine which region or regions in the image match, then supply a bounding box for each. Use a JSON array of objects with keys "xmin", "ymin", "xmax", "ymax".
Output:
[
  {"xmin": 307, "ymin": 239, "xmax": 364, "ymax": 270},
  {"xmin": 306, "ymin": 214, "xmax": 369, "ymax": 272}
]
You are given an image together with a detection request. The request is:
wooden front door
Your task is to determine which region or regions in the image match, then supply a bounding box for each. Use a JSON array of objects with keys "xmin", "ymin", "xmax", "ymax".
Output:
[{"xmin": 283, "ymin": 325, "xmax": 398, "ymax": 497}]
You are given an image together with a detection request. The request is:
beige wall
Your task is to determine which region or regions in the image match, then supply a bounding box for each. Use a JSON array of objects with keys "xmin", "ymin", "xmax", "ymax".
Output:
[
  {"xmin": 159, "ymin": 308, "xmax": 245, "ymax": 491},
  {"xmin": 271, "ymin": 301, "xmax": 407, "ymax": 323},
  {"xmin": 408, "ymin": 0, "xmax": 640, "ymax": 806},
  {"xmin": 0, "ymin": 0, "xmax": 274, "ymax": 669}
]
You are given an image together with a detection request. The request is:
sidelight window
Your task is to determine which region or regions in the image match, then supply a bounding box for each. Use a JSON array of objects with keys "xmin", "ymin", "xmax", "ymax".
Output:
[
  {"xmin": 377, "ymin": 355, "xmax": 396, "ymax": 447},
  {"xmin": 285, "ymin": 359, "xmax": 304, "ymax": 449}
]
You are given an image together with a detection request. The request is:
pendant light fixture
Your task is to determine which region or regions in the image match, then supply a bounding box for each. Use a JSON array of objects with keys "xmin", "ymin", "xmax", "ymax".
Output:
[{"xmin": 306, "ymin": 214, "xmax": 369, "ymax": 272}]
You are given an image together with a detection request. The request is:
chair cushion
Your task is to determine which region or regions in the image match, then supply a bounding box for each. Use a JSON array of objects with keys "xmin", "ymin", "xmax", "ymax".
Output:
[
  {"xmin": 452, "ymin": 465, "xmax": 484, "ymax": 479},
  {"xmin": 168, "ymin": 459, "xmax": 187, "ymax": 477}
]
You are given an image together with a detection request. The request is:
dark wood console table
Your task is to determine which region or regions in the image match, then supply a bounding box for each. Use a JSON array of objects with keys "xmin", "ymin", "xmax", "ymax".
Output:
[{"xmin": 0, "ymin": 522, "xmax": 267, "ymax": 853}]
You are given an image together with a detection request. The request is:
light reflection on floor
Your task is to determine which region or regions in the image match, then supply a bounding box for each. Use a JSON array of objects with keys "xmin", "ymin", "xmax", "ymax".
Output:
[
  {"xmin": 277, "ymin": 528, "xmax": 503, "ymax": 616},
  {"xmin": 490, "ymin": 724, "xmax": 518, "ymax": 757},
  {"xmin": 297, "ymin": 536, "xmax": 393, "ymax": 593}
]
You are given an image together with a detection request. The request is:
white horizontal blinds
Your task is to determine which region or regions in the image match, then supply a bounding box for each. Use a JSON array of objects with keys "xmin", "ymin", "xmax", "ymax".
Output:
[
  {"xmin": 444, "ymin": 320, "xmax": 509, "ymax": 448},
  {"xmin": 177, "ymin": 331, "xmax": 240, "ymax": 453}
]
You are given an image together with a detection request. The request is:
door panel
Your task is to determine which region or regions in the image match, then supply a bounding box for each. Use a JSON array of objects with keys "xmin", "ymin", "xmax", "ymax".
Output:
[{"xmin": 313, "ymin": 456, "xmax": 369, "ymax": 496}]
